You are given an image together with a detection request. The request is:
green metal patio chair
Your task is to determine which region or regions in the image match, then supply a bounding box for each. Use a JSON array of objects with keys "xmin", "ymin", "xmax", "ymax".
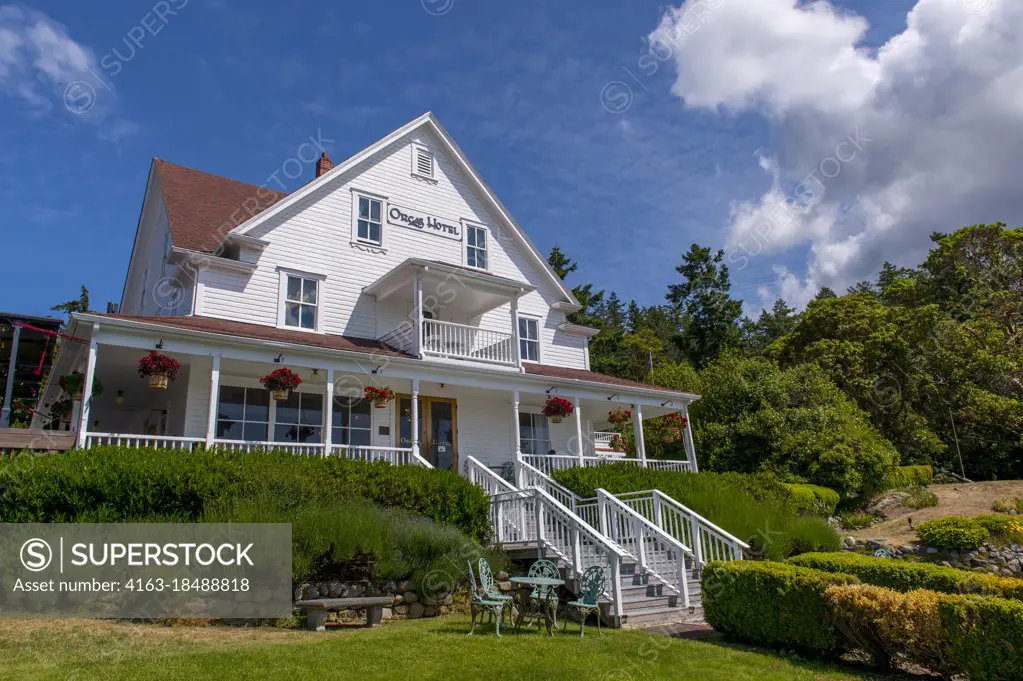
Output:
[
  {"xmin": 567, "ymin": 565, "xmax": 605, "ymax": 637},
  {"xmin": 478, "ymin": 557, "xmax": 513, "ymax": 605},
  {"xmin": 467, "ymin": 560, "xmax": 510, "ymax": 637},
  {"xmin": 515, "ymin": 559, "xmax": 561, "ymax": 632}
]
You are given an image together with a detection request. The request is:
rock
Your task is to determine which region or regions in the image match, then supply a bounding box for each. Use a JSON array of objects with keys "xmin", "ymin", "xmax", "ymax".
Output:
[
  {"xmin": 898, "ymin": 545, "xmax": 915, "ymax": 555},
  {"xmin": 441, "ymin": 593, "xmax": 453, "ymax": 606},
  {"xmin": 392, "ymin": 594, "xmax": 404, "ymax": 606},
  {"xmin": 344, "ymin": 584, "xmax": 366, "ymax": 598},
  {"xmin": 866, "ymin": 539, "xmax": 887, "ymax": 550},
  {"xmin": 381, "ymin": 608, "xmax": 393, "ymax": 621},
  {"xmin": 496, "ymin": 571, "xmax": 510, "ymax": 581},
  {"xmin": 866, "ymin": 492, "xmax": 910, "ymax": 518},
  {"xmin": 293, "ymin": 585, "xmax": 307, "ymax": 602},
  {"xmin": 497, "ymin": 580, "xmax": 513, "ymax": 593},
  {"xmin": 926, "ymin": 547, "xmax": 938, "ymax": 555},
  {"xmin": 408, "ymin": 603, "xmax": 425, "ymax": 619},
  {"xmin": 327, "ymin": 581, "xmax": 343, "ymax": 598},
  {"xmin": 402, "ymin": 591, "xmax": 418, "ymax": 604},
  {"xmin": 393, "ymin": 605, "xmax": 409, "ymax": 617},
  {"xmin": 842, "ymin": 536, "xmax": 856, "ymax": 548},
  {"xmin": 396, "ymin": 580, "xmax": 412, "ymax": 593},
  {"xmin": 423, "ymin": 606, "xmax": 437, "ymax": 617},
  {"xmin": 940, "ymin": 561, "xmax": 953, "ymax": 568},
  {"xmin": 306, "ymin": 585, "xmax": 320, "ymax": 600},
  {"xmin": 365, "ymin": 584, "xmax": 382, "ymax": 597}
]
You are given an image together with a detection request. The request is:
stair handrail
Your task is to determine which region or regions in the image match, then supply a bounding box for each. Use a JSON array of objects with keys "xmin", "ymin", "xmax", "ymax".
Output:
[
  {"xmin": 466, "ymin": 455, "xmax": 517, "ymax": 494},
  {"xmin": 515, "ymin": 456, "xmax": 593, "ymax": 510},
  {"xmin": 530, "ymin": 485, "xmax": 630, "ymax": 620},
  {"xmin": 616, "ymin": 489, "xmax": 749, "ymax": 566},
  {"xmin": 597, "ymin": 489, "xmax": 691, "ymax": 608}
]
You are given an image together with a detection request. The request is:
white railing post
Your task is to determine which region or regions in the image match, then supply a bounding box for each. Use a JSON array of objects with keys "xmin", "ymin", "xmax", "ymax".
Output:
[
  {"xmin": 205, "ymin": 353, "xmax": 221, "ymax": 448},
  {"xmin": 535, "ymin": 496, "xmax": 546, "ymax": 560},
  {"xmin": 632, "ymin": 403, "xmax": 647, "ymax": 466},
  {"xmin": 511, "ymin": 294, "xmax": 522, "ymax": 368},
  {"xmin": 410, "ymin": 378, "xmax": 421, "ymax": 462},
  {"xmin": 682, "ymin": 403, "xmax": 698, "ymax": 472},
  {"xmin": 75, "ymin": 323, "xmax": 100, "ymax": 448},
  {"xmin": 609, "ymin": 555, "xmax": 624, "ymax": 625},
  {"xmin": 413, "ymin": 270, "xmax": 424, "ymax": 359},
  {"xmin": 510, "ymin": 389, "xmax": 521, "ymax": 481},
  {"xmin": 573, "ymin": 396, "xmax": 584, "ymax": 466},
  {"xmin": 597, "ymin": 492, "xmax": 609, "ymax": 536}
]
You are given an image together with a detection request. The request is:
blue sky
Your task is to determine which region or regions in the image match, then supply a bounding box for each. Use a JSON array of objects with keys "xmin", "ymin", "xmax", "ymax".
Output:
[{"xmin": 0, "ymin": 0, "xmax": 931, "ymax": 317}]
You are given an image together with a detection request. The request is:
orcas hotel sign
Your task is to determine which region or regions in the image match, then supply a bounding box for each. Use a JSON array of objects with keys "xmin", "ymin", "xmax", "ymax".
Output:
[{"xmin": 387, "ymin": 204, "xmax": 461, "ymax": 241}]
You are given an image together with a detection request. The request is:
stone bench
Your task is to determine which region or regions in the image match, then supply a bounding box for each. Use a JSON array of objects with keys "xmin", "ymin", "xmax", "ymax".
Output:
[{"xmin": 295, "ymin": 597, "xmax": 394, "ymax": 631}]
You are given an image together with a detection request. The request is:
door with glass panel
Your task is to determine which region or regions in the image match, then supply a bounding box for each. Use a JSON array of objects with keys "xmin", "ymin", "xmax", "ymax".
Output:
[{"xmin": 396, "ymin": 396, "xmax": 458, "ymax": 471}]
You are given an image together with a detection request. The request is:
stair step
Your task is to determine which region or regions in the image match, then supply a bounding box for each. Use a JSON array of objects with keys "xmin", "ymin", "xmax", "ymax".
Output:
[{"xmin": 622, "ymin": 595, "xmax": 678, "ymax": 609}]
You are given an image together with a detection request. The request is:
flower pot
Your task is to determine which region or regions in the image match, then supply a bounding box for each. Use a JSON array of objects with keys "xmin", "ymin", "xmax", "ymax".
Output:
[
  {"xmin": 550, "ymin": 415, "xmax": 563, "ymax": 424},
  {"xmin": 272, "ymin": 389, "xmax": 291, "ymax": 401},
  {"xmin": 373, "ymin": 399, "xmax": 389, "ymax": 409},
  {"xmin": 148, "ymin": 374, "xmax": 169, "ymax": 390}
]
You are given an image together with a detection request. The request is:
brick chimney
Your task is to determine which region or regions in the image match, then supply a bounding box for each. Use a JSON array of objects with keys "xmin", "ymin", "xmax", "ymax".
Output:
[{"xmin": 315, "ymin": 152, "xmax": 334, "ymax": 177}]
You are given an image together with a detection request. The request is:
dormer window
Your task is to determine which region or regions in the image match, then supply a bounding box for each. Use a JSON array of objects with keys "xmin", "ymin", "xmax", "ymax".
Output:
[
  {"xmin": 466, "ymin": 224, "xmax": 488, "ymax": 270},
  {"xmin": 411, "ymin": 143, "xmax": 434, "ymax": 180}
]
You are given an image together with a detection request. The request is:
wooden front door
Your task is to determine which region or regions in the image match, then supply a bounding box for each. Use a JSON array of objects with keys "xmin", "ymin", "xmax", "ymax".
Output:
[{"xmin": 395, "ymin": 395, "xmax": 458, "ymax": 471}]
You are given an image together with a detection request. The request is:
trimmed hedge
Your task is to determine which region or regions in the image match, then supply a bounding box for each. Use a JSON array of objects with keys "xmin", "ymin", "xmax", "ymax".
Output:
[
  {"xmin": 883, "ymin": 464, "xmax": 934, "ymax": 490},
  {"xmin": 702, "ymin": 560, "xmax": 858, "ymax": 655},
  {"xmin": 788, "ymin": 552, "xmax": 1023, "ymax": 600},
  {"xmin": 0, "ymin": 447, "xmax": 492, "ymax": 543},
  {"xmin": 783, "ymin": 483, "xmax": 840, "ymax": 516},
  {"xmin": 554, "ymin": 464, "xmax": 840, "ymax": 560},
  {"xmin": 826, "ymin": 584, "xmax": 1023, "ymax": 680},
  {"xmin": 917, "ymin": 515, "xmax": 990, "ymax": 551}
]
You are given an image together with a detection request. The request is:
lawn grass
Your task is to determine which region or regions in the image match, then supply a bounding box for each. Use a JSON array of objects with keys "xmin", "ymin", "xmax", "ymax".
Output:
[{"xmin": 0, "ymin": 617, "xmax": 897, "ymax": 681}]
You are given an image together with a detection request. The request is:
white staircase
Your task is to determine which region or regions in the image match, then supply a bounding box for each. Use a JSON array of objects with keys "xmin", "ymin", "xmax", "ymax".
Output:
[{"xmin": 466, "ymin": 456, "xmax": 748, "ymax": 628}]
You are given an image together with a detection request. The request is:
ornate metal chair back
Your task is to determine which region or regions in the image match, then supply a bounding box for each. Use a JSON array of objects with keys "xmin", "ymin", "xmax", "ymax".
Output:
[
  {"xmin": 578, "ymin": 565, "xmax": 605, "ymax": 606},
  {"xmin": 477, "ymin": 558, "xmax": 503, "ymax": 599},
  {"xmin": 467, "ymin": 560, "xmax": 484, "ymax": 604},
  {"xmin": 527, "ymin": 559, "xmax": 560, "ymax": 600}
]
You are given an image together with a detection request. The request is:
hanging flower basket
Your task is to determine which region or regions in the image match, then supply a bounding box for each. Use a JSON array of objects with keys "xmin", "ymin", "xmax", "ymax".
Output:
[
  {"xmin": 364, "ymin": 386, "xmax": 395, "ymax": 408},
  {"xmin": 260, "ymin": 368, "xmax": 302, "ymax": 401},
  {"xmin": 542, "ymin": 396, "xmax": 574, "ymax": 424},
  {"xmin": 137, "ymin": 352, "xmax": 181, "ymax": 391},
  {"xmin": 658, "ymin": 413, "xmax": 689, "ymax": 443},
  {"xmin": 607, "ymin": 408, "xmax": 632, "ymax": 428}
]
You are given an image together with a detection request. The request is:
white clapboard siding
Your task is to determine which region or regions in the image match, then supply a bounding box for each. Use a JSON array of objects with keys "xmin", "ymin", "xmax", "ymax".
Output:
[{"xmin": 195, "ymin": 126, "xmax": 588, "ymax": 369}]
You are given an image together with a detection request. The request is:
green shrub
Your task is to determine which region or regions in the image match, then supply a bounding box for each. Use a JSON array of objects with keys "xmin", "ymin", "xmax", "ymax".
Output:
[
  {"xmin": 784, "ymin": 483, "xmax": 840, "ymax": 516},
  {"xmin": 973, "ymin": 514, "xmax": 1023, "ymax": 544},
  {"xmin": 553, "ymin": 464, "xmax": 840, "ymax": 560},
  {"xmin": 702, "ymin": 561, "xmax": 858, "ymax": 655},
  {"xmin": 917, "ymin": 516, "xmax": 989, "ymax": 551},
  {"xmin": 883, "ymin": 465, "xmax": 934, "ymax": 490},
  {"xmin": 838, "ymin": 511, "xmax": 876, "ymax": 530},
  {"xmin": 0, "ymin": 447, "xmax": 491, "ymax": 543},
  {"xmin": 788, "ymin": 552, "xmax": 1023, "ymax": 600},
  {"xmin": 902, "ymin": 485, "xmax": 939, "ymax": 509},
  {"xmin": 203, "ymin": 492, "xmax": 494, "ymax": 590},
  {"xmin": 992, "ymin": 497, "xmax": 1023, "ymax": 514},
  {"xmin": 940, "ymin": 593, "xmax": 1023, "ymax": 681}
]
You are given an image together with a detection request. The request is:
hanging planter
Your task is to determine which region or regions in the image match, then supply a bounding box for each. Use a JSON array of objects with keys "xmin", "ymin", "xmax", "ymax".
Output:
[
  {"xmin": 58, "ymin": 371, "xmax": 103, "ymax": 401},
  {"xmin": 364, "ymin": 386, "xmax": 395, "ymax": 408},
  {"xmin": 658, "ymin": 413, "xmax": 689, "ymax": 443},
  {"xmin": 542, "ymin": 396, "xmax": 574, "ymax": 424},
  {"xmin": 260, "ymin": 367, "xmax": 302, "ymax": 401},
  {"xmin": 137, "ymin": 352, "xmax": 182, "ymax": 391}
]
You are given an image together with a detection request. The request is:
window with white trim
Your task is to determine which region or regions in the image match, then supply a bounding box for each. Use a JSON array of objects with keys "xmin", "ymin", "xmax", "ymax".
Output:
[
  {"xmin": 466, "ymin": 225, "xmax": 488, "ymax": 270},
  {"xmin": 518, "ymin": 316, "xmax": 540, "ymax": 362},
  {"xmin": 357, "ymin": 195, "xmax": 383, "ymax": 245},
  {"xmin": 412, "ymin": 144, "xmax": 434, "ymax": 179},
  {"xmin": 283, "ymin": 274, "xmax": 319, "ymax": 330},
  {"xmin": 274, "ymin": 392, "xmax": 323, "ymax": 443},
  {"xmin": 216, "ymin": 386, "xmax": 269, "ymax": 441},
  {"xmin": 332, "ymin": 396, "xmax": 372, "ymax": 447},
  {"xmin": 519, "ymin": 413, "xmax": 550, "ymax": 455}
]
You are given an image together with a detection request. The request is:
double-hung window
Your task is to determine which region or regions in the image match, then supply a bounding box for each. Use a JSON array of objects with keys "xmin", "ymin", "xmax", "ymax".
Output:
[
  {"xmin": 466, "ymin": 225, "xmax": 488, "ymax": 270},
  {"xmin": 519, "ymin": 413, "xmax": 550, "ymax": 455},
  {"xmin": 274, "ymin": 392, "xmax": 324, "ymax": 443},
  {"xmin": 216, "ymin": 386, "xmax": 270, "ymax": 441},
  {"xmin": 332, "ymin": 396, "xmax": 372, "ymax": 447},
  {"xmin": 283, "ymin": 275, "xmax": 318, "ymax": 330},
  {"xmin": 357, "ymin": 195, "xmax": 382, "ymax": 245},
  {"xmin": 518, "ymin": 316, "xmax": 540, "ymax": 362}
]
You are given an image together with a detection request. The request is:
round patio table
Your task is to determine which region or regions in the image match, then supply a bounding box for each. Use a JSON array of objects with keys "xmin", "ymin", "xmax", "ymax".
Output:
[{"xmin": 509, "ymin": 575, "xmax": 565, "ymax": 636}]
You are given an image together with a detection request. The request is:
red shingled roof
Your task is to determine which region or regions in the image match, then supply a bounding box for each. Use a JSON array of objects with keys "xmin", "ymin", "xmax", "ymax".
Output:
[
  {"xmin": 523, "ymin": 363, "xmax": 683, "ymax": 394},
  {"xmin": 153, "ymin": 159, "xmax": 288, "ymax": 253}
]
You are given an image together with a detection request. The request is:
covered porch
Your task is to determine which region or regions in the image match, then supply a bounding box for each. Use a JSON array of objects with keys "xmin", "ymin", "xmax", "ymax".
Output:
[{"xmin": 35, "ymin": 314, "xmax": 698, "ymax": 475}]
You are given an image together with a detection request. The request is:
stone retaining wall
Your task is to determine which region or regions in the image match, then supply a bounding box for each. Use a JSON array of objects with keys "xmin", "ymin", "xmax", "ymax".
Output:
[{"xmin": 842, "ymin": 537, "xmax": 1023, "ymax": 577}]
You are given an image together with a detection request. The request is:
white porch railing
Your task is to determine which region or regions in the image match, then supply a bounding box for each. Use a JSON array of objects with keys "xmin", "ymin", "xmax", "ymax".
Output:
[
  {"xmin": 616, "ymin": 489, "xmax": 749, "ymax": 567},
  {"xmin": 593, "ymin": 431, "xmax": 619, "ymax": 450},
  {"xmin": 597, "ymin": 489, "xmax": 691, "ymax": 606},
  {"xmin": 329, "ymin": 444, "xmax": 429, "ymax": 467},
  {"xmin": 421, "ymin": 319, "xmax": 516, "ymax": 366},
  {"xmin": 490, "ymin": 486, "xmax": 629, "ymax": 620},
  {"xmin": 466, "ymin": 456, "xmax": 517, "ymax": 495},
  {"xmin": 214, "ymin": 440, "xmax": 325, "ymax": 455},
  {"xmin": 520, "ymin": 453, "xmax": 693, "ymax": 477},
  {"xmin": 84, "ymin": 433, "xmax": 204, "ymax": 450}
]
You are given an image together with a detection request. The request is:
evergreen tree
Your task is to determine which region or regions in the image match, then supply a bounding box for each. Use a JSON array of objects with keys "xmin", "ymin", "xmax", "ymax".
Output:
[
  {"xmin": 51, "ymin": 286, "xmax": 91, "ymax": 317},
  {"xmin": 666, "ymin": 244, "xmax": 743, "ymax": 367}
]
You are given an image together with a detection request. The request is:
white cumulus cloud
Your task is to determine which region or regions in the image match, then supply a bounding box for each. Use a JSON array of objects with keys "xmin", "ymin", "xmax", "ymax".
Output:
[{"xmin": 649, "ymin": 0, "xmax": 1023, "ymax": 308}]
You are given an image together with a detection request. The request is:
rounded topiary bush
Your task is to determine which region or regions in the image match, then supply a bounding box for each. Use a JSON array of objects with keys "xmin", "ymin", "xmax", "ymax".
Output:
[{"xmin": 917, "ymin": 516, "xmax": 989, "ymax": 551}]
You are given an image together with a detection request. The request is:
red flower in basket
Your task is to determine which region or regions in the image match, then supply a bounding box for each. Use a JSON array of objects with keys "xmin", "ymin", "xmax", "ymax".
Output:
[
  {"xmin": 137, "ymin": 352, "xmax": 181, "ymax": 390},
  {"xmin": 364, "ymin": 386, "xmax": 396, "ymax": 408},
  {"xmin": 260, "ymin": 368, "xmax": 302, "ymax": 401},
  {"xmin": 542, "ymin": 396, "xmax": 574, "ymax": 424},
  {"xmin": 607, "ymin": 408, "xmax": 632, "ymax": 427}
]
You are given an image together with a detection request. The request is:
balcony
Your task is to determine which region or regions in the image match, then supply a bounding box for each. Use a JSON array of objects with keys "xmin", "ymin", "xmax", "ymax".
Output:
[{"xmin": 422, "ymin": 319, "xmax": 516, "ymax": 365}]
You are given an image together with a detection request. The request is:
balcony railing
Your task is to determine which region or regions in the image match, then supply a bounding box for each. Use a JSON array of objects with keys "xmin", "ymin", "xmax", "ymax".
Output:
[
  {"xmin": 421, "ymin": 319, "xmax": 516, "ymax": 366},
  {"xmin": 520, "ymin": 453, "xmax": 692, "ymax": 477}
]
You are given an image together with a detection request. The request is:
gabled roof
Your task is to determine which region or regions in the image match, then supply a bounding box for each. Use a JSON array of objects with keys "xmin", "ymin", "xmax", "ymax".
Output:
[
  {"xmin": 228, "ymin": 112, "xmax": 580, "ymax": 307},
  {"xmin": 153, "ymin": 159, "xmax": 288, "ymax": 253}
]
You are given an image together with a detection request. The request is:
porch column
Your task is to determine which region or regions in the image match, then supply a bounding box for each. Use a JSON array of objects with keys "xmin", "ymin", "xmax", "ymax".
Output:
[
  {"xmin": 682, "ymin": 403, "xmax": 698, "ymax": 472},
  {"xmin": 632, "ymin": 403, "xmax": 647, "ymax": 466},
  {"xmin": 412, "ymin": 270, "xmax": 424, "ymax": 359},
  {"xmin": 511, "ymin": 390, "xmax": 521, "ymax": 486},
  {"xmin": 410, "ymin": 378, "xmax": 420, "ymax": 459},
  {"xmin": 323, "ymin": 368, "xmax": 334, "ymax": 456},
  {"xmin": 511, "ymin": 294, "xmax": 522, "ymax": 369},
  {"xmin": 74, "ymin": 324, "xmax": 99, "ymax": 448},
  {"xmin": 205, "ymin": 353, "xmax": 221, "ymax": 447},
  {"xmin": 0, "ymin": 322, "xmax": 21, "ymax": 427},
  {"xmin": 574, "ymin": 396, "xmax": 584, "ymax": 466}
]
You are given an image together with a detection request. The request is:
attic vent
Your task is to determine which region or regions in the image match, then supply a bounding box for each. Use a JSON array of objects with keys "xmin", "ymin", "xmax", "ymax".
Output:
[{"xmin": 412, "ymin": 145, "xmax": 434, "ymax": 179}]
